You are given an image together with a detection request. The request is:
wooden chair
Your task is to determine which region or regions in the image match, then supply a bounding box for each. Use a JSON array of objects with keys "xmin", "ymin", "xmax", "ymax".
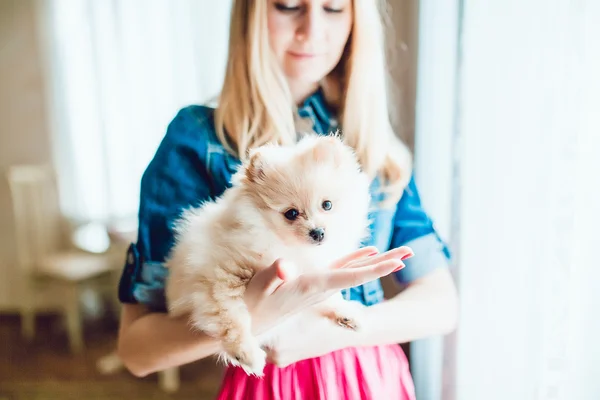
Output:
[{"xmin": 6, "ymin": 164, "xmax": 118, "ymax": 354}]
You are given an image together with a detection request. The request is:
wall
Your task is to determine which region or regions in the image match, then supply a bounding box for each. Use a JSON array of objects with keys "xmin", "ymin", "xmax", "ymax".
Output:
[
  {"xmin": 381, "ymin": 0, "xmax": 420, "ymax": 297},
  {"xmin": 0, "ymin": 0, "xmax": 54, "ymax": 310},
  {"xmin": 388, "ymin": 0, "xmax": 420, "ymax": 151}
]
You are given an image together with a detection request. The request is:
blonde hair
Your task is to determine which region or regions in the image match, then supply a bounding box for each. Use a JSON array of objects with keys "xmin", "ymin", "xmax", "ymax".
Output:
[{"xmin": 215, "ymin": 0, "xmax": 412, "ymax": 207}]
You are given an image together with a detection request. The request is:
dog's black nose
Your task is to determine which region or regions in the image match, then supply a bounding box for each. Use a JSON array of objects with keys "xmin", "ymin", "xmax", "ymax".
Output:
[{"xmin": 309, "ymin": 228, "xmax": 325, "ymax": 243}]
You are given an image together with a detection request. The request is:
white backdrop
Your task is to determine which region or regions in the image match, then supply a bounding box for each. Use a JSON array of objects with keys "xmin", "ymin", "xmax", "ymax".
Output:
[
  {"xmin": 454, "ymin": 1, "xmax": 600, "ymax": 399},
  {"xmin": 414, "ymin": 0, "xmax": 600, "ymax": 399}
]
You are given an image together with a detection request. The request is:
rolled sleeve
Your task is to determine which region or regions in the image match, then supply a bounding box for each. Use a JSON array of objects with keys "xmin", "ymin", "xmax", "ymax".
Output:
[
  {"xmin": 388, "ymin": 175, "xmax": 451, "ymax": 284},
  {"xmin": 118, "ymin": 244, "xmax": 169, "ymax": 312},
  {"xmin": 394, "ymin": 233, "xmax": 450, "ymax": 283}
]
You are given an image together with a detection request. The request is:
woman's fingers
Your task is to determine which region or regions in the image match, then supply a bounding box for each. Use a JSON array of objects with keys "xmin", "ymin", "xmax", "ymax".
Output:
[
  {"xmin": 321, "ymin": 258, "xmax": 405, "ymax": 291},
  {"xmin": 344, "ymin": 246, "xmax": 414, "ymax": 270},
  {"xmin": 252, "ymin": 247, "xmax": 414, "ymax": 299},
  {"xmin": 329, "ymin": 246, "xmax": 379, "ymax": 270},
  {"xmin": 250, "ymin": 259, "xmax": 286, "ymax": 296}
]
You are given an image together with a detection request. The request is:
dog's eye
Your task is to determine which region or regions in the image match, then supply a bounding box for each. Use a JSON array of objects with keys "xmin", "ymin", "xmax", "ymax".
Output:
[
  {"xmin": 284, "ymin": 208, "xmax": 299, "ymax": 221},
  {"xmin": 322, "ymin": 200, "xmax": 332, "ymax": 211}
]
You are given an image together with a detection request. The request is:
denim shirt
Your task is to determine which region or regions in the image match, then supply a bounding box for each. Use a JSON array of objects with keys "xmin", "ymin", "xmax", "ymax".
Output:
[{"xmin": 118, "ymin": 89, "xmax": 451, "ymax": 312}]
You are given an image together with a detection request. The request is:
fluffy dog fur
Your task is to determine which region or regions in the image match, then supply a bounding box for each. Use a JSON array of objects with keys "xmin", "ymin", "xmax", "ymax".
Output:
[{"xmin": 165, "ymin": 134, "xmax": 372, "ymax": 376}]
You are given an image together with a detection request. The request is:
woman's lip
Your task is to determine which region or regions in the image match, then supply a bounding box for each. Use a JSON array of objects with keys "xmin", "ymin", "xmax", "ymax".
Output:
[{"xmin": 288, "ymin": 51, "xmax": 322, "ymax": 58}]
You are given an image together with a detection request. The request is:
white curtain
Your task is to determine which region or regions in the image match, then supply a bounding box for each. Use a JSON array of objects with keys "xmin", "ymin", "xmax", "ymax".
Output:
[
  {"xmin": 409, "ymin": 0, "xmax": 600, "ymax": 399},
  {"xmin": 415, "ymin": 0, "xmax": 600, "ymax": 399},
  {"xmin": 39, "ymin": 0, "xmax": 232, "ymax": 225},
  {"xmin": 410, "ymin": 0, "xmax": 460, "ymax": 399},
  {"xmin": 455, "ymin": 0, "xmax": 600, "ymax": 399}
]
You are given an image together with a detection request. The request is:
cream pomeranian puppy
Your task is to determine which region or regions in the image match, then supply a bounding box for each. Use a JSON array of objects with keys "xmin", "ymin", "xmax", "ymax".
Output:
[{"xmin": 164, "ymin": 134, "xmax": 372, "ymax": 376}]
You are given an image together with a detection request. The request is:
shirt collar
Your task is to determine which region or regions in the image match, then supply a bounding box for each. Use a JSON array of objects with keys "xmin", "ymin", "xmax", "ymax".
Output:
[{"xmin": 297, "ymin": 87, "xmax": 336, "ymax": 130}]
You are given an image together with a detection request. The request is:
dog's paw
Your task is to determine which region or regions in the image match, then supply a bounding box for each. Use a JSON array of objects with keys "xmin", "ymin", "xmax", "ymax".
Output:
[
  {"xmin": 223, "ymin": 338, "xmax": 267, "ymax": 377},
  {"xmin": 319, "ymin": 302, "xmax": 365, "ymax": 331},
  {"xmin": 335, "ymin": 315, "xmax": 360, "ymax": 331}
]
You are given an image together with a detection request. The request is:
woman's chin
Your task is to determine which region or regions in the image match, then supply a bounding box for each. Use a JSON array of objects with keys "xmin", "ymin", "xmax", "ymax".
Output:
[{"xmin": 284, "ymin": 66, "xmax": 328, "ymax": 87}]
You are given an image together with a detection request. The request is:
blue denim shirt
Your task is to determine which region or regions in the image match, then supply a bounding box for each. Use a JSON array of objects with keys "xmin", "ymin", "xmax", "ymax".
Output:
[{"xmin": 118, "ymin": 89, "xmax": 451, "ymax": 312}]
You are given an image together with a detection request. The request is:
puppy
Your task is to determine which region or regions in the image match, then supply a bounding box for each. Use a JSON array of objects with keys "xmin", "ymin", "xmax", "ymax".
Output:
[{"xmin": 165, "ymin": 134, "xmax": 372, "ymax": 376}]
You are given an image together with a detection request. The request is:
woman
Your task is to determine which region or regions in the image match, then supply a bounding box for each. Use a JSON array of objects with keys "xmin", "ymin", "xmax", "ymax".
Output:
[{"xmin": 117, "ymin": 0, "xmax": 458, "ymax": 398}]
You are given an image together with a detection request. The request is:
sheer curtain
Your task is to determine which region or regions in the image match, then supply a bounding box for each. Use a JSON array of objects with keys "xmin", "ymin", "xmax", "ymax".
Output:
[
  {"xmin": 415, "ymin": 0, "xmax": 599, "ymax": 399},
  {"xmin": 455, "ymin": 0, "xmax": 599, "ymax": 399},
  {"xmin": 38, "ymin": 0, "xmax": 232, "ymax": 225}
]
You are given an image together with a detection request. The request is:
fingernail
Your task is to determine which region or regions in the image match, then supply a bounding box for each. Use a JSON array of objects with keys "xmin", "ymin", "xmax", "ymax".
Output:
[
  {"xmin": 368, "ymin": 252, "xmax": 378, "ymax": 257},
  {"xmin": 401, "ymin": 252, "xmax": 414, "ymax": 261},
  {"xmin": 392, "ymin": 262, "xmax": 406, "ymax": 272}
]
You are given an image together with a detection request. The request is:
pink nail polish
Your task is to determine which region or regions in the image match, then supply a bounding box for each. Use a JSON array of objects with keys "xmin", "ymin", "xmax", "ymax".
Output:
[
  {"xmin": 401, "ymin": 252, "xmax": 414, "ymax": 261},
  {"xmin": 392, "ymin": 262, "xmax": 406, "ymax": 272}
]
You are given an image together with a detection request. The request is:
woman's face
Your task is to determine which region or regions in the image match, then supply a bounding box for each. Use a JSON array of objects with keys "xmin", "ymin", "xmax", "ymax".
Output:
[{"xmin": 267, "ymin": 0, "xmax": 353, "ymax": 100}]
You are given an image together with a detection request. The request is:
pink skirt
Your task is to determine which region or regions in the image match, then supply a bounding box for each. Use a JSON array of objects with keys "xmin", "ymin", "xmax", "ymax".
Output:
[{"xmin": 215, "ymin": 344, "xmax": 416, "ymax": 400}]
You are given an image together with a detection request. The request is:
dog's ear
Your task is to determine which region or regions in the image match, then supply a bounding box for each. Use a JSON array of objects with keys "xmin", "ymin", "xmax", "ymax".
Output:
[
  {"xmin": 305, "ymin": 134, "xmax": 346, "ymax": 166},
  {"xmin": 245, "ymin": 148, "xmax": 268, "ymax": 183}
]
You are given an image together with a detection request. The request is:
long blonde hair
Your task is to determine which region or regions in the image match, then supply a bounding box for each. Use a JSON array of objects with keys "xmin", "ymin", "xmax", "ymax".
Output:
[{"xmin": 215, "ymin": 0, "xmax": 412, "ymax": 207}]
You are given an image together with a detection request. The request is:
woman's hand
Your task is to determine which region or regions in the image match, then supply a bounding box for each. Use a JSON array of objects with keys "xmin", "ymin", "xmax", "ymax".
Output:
[
  {"xmin": 265, "ymin": 266, "xmax": 458, "ymax": 369},
  {"xmin": 244, "ymin": 245, "xmax": 414, "ymax": 337},
  {"xmin": 258, "ymin": 246, "xmax": 415, "ymax": 367},
  {"xmin": 264, "ymin": 314, "xmax": 356, "ymax": 368}
]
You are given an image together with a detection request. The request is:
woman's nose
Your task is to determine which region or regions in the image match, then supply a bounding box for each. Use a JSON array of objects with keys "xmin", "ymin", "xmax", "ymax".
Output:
[{"xmin": 295, "ymin": 8, "xmax": 325, "ymax": 43}]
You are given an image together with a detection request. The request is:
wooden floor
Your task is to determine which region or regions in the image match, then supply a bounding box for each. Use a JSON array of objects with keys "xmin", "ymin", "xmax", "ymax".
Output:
[{"xmin": 0, "ymin": 310, "xmax": 224, "ymax": 400}]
